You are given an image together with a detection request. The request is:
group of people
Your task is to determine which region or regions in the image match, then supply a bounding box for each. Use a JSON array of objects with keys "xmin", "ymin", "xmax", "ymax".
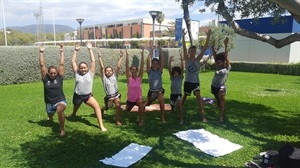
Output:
[{"xmin": 39, "ymin": 28, "xmax": 231, "ymax": 136}]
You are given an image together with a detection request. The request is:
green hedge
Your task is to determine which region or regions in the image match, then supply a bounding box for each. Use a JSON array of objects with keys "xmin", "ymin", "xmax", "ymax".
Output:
[
  {"xmin": 1, "ymin": 46, "xmax": 299, "ymax": 85},
  {"xmin": 227, "ymin": 62, "xmax": 300, "ymax": 76},
  {"xmin": 0, "ymin": 46, "xmax": 183, "ymax": 85}
]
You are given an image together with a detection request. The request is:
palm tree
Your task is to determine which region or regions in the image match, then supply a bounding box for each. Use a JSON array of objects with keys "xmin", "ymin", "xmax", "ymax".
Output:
[
  {"xmin": 156, "ymin": 12, "xmax": 165, "ymax": 37},
  {"xmin": 175, "ymin": 0, "xmax": 196, "ymax": 45}
]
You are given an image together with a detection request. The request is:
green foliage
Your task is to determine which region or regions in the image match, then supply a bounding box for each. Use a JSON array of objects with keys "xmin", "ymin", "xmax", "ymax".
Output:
[
  {"xmin": 0, "ymin": 30, "xmax": 35, "ymax": 46},
  {"xmin": 209, "ymin": 24, "xmax": 236, "ymax": 51},
  {"xmin": 228, "ymin": 62, "xmax": 300, "ymax": 76},
  {"xmin": 0, "ymin": 46, "xmax": 149, "ymax": 85},
  {"xmin": 130, "ymin": 32, "xmax": 141, "ymax": 48},
  {"xmin": 1, "ymin": 71, "xmax": 300, "ymax": 167},
  {"xmin": 1, "ymin": 46, "xmax": 299, "ymax": 85}
]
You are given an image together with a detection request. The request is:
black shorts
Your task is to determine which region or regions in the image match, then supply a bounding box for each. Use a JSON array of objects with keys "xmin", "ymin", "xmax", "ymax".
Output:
[
  {"xmin": 170, "ymin": 94, "xmax": 182, "ymax": 106},
  {"xmin": 211, "ymin": 85, "xmax": 226, "ymax": 95},
  {"xmin": 147, "ymin": 88, "xmax": 165, "ymax": 102},
  {"xmin": 104, "ymin": 92, "xmax": 121, "ymax": 108},
  {"xmin": 184, "ymin": 82, "xmax": 200, "ymax": 96},
  {"xmin": 126, "ymin": 100, "xmax": 137, "ymax": 112},
  {"xmin": 73, "ymin": 93, "xmax": 92, "ymax": 106}
]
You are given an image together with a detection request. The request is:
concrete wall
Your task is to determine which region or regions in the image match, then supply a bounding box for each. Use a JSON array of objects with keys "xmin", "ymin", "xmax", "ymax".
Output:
[{"xmin": 229, "ymin": 33, "xmax": 300, "ymax": 63}]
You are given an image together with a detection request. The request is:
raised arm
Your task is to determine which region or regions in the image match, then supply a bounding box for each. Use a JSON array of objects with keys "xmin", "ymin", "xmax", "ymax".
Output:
[
  {"xmin": 182, "ymin": 29, "xmax": 188, "ymax": 61},
  {"xmin": 58, "ymin": 44, "xmax": 65, "ymax": 77},
  {"xmin": 71, "ymin": 43, "xmax": 80, "ymax": 73},
  {"xmin": 180, "ymin": 55, "xmax": 184, "ymax": 77},
  {"xmin": 125, "ymin": 48, "xmax": 130, "ymax": 80},
  {"xmin": 86, "ymin": 41, "xmax": 96, "ymax": 74},
  {"xmin": 98, "ymin": 49, "xmax": 104, "ymax": 79},
  {"xmin": 138, "ymin": 47, "xmax": 145, "ymax": 79},
  {"xmin": 159, "ymin": 46, "xmax": 164, "ymax": 71},
  {"xmin": 39, "ymin": 44, "xmax": 47, "ymax": 79},
  {"xmin": 168, "ymin": 56, "xmax": 174, "ymax": 76},
  {"xmin": 224, "ymin": 37, "xmax": 230, "ymax": 68},
  {"xmin": 211, "ymin": 41, "xmax": 217, "ymax": 60},
  {"xmin": 146, "ymin": 46, "xmax": 153, "ymax": 72},
  {"xmin": 196, "ymin": 29, "xmax": 212, "ymax": 62},
  {"xmin": 115, "ymin": 49, "xmax": 123, "ymax": 77}
]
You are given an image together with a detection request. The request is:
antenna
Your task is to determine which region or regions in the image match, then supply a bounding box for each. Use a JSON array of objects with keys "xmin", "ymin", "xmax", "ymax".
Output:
[{"xmin": 33, "ymin": 0, "xmax": 46, "ymax": 42}]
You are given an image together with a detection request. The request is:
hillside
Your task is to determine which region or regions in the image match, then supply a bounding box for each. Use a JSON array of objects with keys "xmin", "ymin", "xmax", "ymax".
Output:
[{"xmin": 8, "ymin": 24, "xmax": 75, "ymax": 34}]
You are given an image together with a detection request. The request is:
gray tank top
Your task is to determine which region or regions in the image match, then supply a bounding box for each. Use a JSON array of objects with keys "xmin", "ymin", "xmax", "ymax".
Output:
[
  {"xmin": 148, "ymin": 69, "xmax": 163, "ymax": 91},
  {"xmin": 74, "ymin": 71, "xmax": 94, "ymax": 95},
  {"xmin": 185, "ymin": 58, "xmax": 200, "ymax": 83},
  {"xmin": 103, "ymin": 74, "xmax": 119, "ymax": 96},
  {"xmin": 212, "ymin": 65, "xmax": 231, "ymax": 87},
  {"xmin": 170, "ymin": 76, "xmax": 183, "ymax": 94}
]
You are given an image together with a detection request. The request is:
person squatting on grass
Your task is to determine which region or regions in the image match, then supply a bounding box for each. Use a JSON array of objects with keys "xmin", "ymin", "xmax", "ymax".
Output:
[
  {"xmin": 39, "ymin": 44, "xmax": 67, "ymax": 136},
  {"xmin": 144, "ymin": 46, "xmax": 166, "ymax": 124},
  {"xmin": 98, "ymin": 49, "xmax": 123, "ymax": 126},
  {"xmin": 168, "ymin": 55, "xmax": 184, "ymax": 124},
  {"xmin": 125, "ymin": 47, "xmax": 145, "ymax": 126},
  {"xmin": 211, "ymin": 37, "xmax": 231, "ymax": 122},
  {"xmin": 69, "ymin": 42, "xmax": 107, "ymax": 132},
  {"xmin": 181, "ymin": 28, "xmax": 212, "ymax": 123}
]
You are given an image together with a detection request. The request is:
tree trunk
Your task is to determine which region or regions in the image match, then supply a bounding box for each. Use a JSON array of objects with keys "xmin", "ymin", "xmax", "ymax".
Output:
[
  {"xmin": 218, "ymin": 0, "xmax": 300, "ymax": 48},
  {"xmin": 183, "ymin": 5, "xmax": 193, "ymax": 45}
]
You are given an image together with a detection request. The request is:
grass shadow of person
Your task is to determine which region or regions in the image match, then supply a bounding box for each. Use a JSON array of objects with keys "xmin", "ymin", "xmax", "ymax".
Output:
[{"xmin": 66, "ymin": 115, "xmax": 99, "ymax": 129}]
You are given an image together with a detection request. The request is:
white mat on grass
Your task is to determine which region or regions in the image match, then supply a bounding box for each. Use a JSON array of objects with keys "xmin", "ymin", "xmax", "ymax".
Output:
[
  {"xmin": 99, "ymin": 143, "xmax": 152, "ymax": 167},
  {"xmin": 174, "ymin": 129, "xmax": 242, "ymax": 157}
]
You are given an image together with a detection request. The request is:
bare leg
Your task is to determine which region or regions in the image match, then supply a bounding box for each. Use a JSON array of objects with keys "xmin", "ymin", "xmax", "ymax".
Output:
[
  {"xmin": 69, "ymin": 104, "xmax": 80, "ymax": 117},
  {"xmin": 157, "ymin": 93, "xmax": 166, "ymax": 124},
  {"xmin": 178, "ymin": 99, "xmax": 184, "ymax": 124},
  {"xmin": 56, "ymin": 103, "xmax": 66, "ymax": 136},
  {"xmin": 195, "ymin": 91, "xmax": 206, "ymax": 122},
  {"xmin": 218, "ymin": 90, "xmax": 225, "ymax": 122},
  {"xmin": 136, "ymin": 99, "xmax": 144, "ymax": 126},
  {"xmin": 181, "ymin": 94, "xmax": 187, "ymax": 106},
  {"xmin": 85, "ymin": 97, "xmax": 107, "ymax": 132},
  {"xmin": 114, "ymin": 98, "xmax": 122, "ymax": 125},
  {"xmin": 47, "ymin": 114, "xmax": 54, "ymax": 121}
]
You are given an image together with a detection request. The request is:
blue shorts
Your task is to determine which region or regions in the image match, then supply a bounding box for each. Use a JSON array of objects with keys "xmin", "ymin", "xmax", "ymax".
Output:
[{"xmin": 46, "ymin": 100, "xmax": 67, "ymax": 115}]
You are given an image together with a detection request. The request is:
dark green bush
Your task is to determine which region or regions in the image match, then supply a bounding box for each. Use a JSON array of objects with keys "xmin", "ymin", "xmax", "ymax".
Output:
[{"xmin": 227, "ymin": 62, "xmax": 300, "ymax": 76}]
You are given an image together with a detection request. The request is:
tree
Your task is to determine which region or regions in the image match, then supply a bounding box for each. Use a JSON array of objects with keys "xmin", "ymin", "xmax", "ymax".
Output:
[
  {"xmin": 166, "ymin": 21, "xmax": 176, "ymax": 37},
  {"xmin": 175, "ymin": 0, "xmax": 196, "ymax": 45},
  {"xmin": 201, "ymin": 0, "xmax": 300, "ymax": 48},
  {"xmin": 156, "ymin": 12, "xmax": 165, "ymax": 37}
]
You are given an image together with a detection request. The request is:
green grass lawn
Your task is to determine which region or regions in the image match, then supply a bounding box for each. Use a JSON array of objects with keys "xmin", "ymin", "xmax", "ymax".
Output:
[{"xmin": 1, "ymin": 70, "xmax": 300, "ymax": 168}]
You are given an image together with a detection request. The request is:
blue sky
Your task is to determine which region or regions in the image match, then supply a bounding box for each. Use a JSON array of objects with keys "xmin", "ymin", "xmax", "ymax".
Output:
[{"xmin": 0, "ymin": 0, "xmax": 220, "ymax": 29}]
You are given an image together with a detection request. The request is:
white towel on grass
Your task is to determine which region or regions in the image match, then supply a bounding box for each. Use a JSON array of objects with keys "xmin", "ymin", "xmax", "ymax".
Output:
[
  {"xmin": 99, "ymin": 143, "xmax": 152, "ymax": 167},
  {"xmin": 174, "ymin": 129, "xmax": 243, "ymax": 157}
]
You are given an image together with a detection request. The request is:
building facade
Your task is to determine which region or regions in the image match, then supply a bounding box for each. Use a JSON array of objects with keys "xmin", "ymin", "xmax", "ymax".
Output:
[
  {"xmin": 80, "ymin": 18, "xmax": 174, "ymax": 41},
  {"xmin": 221, "ymin": 16, "xmax": 300, "ymax": 63}
]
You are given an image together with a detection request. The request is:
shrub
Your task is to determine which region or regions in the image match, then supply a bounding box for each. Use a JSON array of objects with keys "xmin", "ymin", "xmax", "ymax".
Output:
[{"xmin": 1, "ymin": 46, "xmax": 299, "ymax": 85}]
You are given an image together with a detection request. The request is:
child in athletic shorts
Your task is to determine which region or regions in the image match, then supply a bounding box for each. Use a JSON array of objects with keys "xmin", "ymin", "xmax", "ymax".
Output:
[
  {"xmin": 69, "ymin": 42, "xmax": 107, "ymax": 132},
  {"xmin": 39, "ymin": 44, "xmax": 67, "ymax": 136},
  {"xmin": 168, "ymin": 55, "xmax": 184, "ymax": 124},
  {"xmin": 145, "ymin": 46, "xmax": 166, "ymax": 124},
  {"xmin": 181, "ymin": 28, "xmax": 212, "ymax": 122},
  {"xmin": 98, "ymin": 49, "xmax": 123, "ymax": 125},
  {"xmin": 211, "ymin": 37, "xmax": 231, "ymax": 122},
  {"xmin": 125, "ymin": 47, "xmax": 145, "ymax": 126}
]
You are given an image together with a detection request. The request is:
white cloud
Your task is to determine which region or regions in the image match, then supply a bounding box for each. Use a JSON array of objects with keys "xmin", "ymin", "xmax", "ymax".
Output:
[{"xmin": 0, "ymin": 0, "xmax": 217, "ymax": 29}]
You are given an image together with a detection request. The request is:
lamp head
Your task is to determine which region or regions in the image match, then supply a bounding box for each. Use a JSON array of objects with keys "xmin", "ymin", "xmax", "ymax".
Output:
[
  {"xmin": 76, "ymin": 18, "xmax": 84, "ymax": 25},
  {"xmin": 149, "ymin": 11, "xmax": 161, "ymax": 19}
]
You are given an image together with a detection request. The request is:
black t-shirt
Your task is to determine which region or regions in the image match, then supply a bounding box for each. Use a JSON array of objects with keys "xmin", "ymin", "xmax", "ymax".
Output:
[{"xmin": 43, "ymin": 74, "xmax": 66, "ymax": 104}]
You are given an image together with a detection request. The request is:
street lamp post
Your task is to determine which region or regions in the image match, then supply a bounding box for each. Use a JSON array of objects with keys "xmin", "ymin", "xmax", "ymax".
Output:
[
  {"xmin": 149, "ymin": 11, "xmax": 161, "ymax": 46},
  {"xmin": 76, "ymin": 18, "xmax": 84, "ymax": 45},
  {"xmin": 149, "ymin": 11, "xmax": 161, "ymax": 58}
]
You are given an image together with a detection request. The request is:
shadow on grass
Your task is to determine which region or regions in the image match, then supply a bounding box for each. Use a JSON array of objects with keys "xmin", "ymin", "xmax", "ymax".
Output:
[
  {"xmin": 19, "ymin": 98, "xmax": 299, "ymax": 168},
  {"xmin": 66, "ymin": 115, "xmax": 99, "ymax": 129}
]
